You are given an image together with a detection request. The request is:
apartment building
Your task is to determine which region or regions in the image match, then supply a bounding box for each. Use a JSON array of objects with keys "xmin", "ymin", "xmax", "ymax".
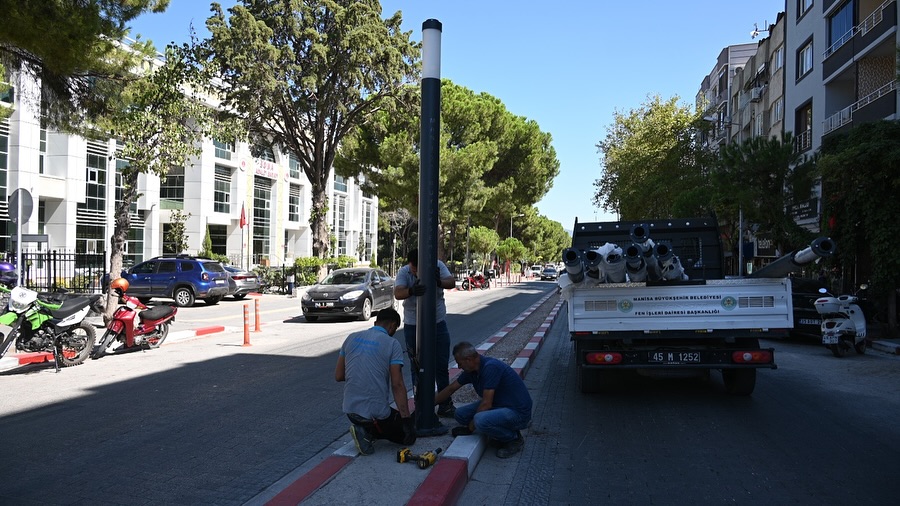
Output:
[
  {"xmin": 696, "ymin": 43, "xmax": 759, "ymax": 149},
  {"xmin": 0, "ymin": 67, "xmax": 378, "ymax": 270}
]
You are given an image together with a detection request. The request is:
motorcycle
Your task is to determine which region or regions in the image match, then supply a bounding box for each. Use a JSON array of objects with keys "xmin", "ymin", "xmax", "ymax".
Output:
[
  {"xmin": 0, "ymin": 284, "xmax": 100, "ymax": 371},
  {"xmin": 92, "ymin": 278, "xmax": 176, "ymax": 359},
  {"xmin": 461, "ymin": 271, "xmax": 490, "ymax": 291},
  {"xmin": 814, "ymin": 285, "xmax": 868, "ymax": 357}
]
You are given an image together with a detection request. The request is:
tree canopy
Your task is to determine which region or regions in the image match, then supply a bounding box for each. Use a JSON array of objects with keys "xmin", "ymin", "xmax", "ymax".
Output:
[
  {"xmin": 818, "ymin": 120, "xmax": 900, "ymax": 296},
  {"xmin": 593, "ymin": 95, "xmax": 710, "ymax": 220},
  {"xmin": 335, "ymin": 79, "xmax": 560, "ymax": 259},
  {"xmin": 201, "ymin": 0, "xmax": 419, "ymax": 261},
  {"xmin": 0, "ymin": 0, "xmax": 170, "ymax": 130}
]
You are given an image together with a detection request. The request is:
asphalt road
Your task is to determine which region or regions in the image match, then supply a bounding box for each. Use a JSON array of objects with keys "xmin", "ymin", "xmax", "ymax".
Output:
[
  {"xmin": 462, "ymin": 307, "xmax": 900, "ymax": 506},
  {"xmin": 0, "ymin": 281, "xmax": 556, "ymax": 505}
]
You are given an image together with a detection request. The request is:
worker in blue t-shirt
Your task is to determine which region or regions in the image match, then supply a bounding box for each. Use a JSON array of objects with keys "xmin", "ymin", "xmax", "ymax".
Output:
[{"xmin": 435, "ymin": 341, "xmax": 532, "ymax": 458}]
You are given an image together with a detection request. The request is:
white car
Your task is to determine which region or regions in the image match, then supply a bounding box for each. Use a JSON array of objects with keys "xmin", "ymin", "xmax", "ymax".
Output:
[{"xmin": 530, "ymin": 265, "xmax": 542, "ymax": 277}]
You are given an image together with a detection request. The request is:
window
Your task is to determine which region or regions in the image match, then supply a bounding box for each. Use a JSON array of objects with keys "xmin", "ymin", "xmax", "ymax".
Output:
[
  {"xmin": 797, "ymin": 41, "xmax": 814, "ymax": 79},
  {"xmin": 214, "ymin": 165, "xmax": 232, "ymax": 213},
  {"xmin": 798, "ymin": 0, "xmax": 813, "ymax": 18},
  {"xmin": 795, "ymin": 102, "xmax": 813, "ymax": 152},
  {"xmin": 773, "ymin": 45, "xmax": 784, "ymax": 71},
  {"xmin": 83, "ymin": 144, "xmax": 107, "ymax": 212},
  {"xmin": 213, "ymin": 139, "xmax": 233, "ymax": 160},
  {"xmin": 115, "ymin": 159, "xmax": 137, "ymax": 213},
  {"xmin": 773, "ymin": 98, "xmax": 784, "ymax": 123},
  {"xmin": 828, "ymin": 1, "xmax": 855, "ymax": 49},
  {"xmin": 288, "ymin": 153, "xmax": 301, "ymax": 179},
  {"xmin": 253, "ymin": 176, "xmax": 272, "ymax": 259},
  {"xmin": 38, "ymin": 126, "xmax": 46, "ymax": 174},
  {"xmin": 288, "ymin": 183, "xmax": 301, "ymax": 222},
  {"xmin": 160, "ymin": 166, "xmax": 185, "ymax": 209},
  {"xmin": 334, "ymin": 175, "xmax": 347, "ymax": 193},
  {"xmin": 208, "ymin": 224, "xmax": 227, "ymax": 255},
  {"xmin": 252, "ymin": 143, "xmax": 275, "ymax": 162},
  {"xmin": 363, "ymin": 201, "xmax": 373, "ymax": 259},
  {"xmin": 333, "ymin": 195, "xmax": 346, "ymax": 255}
]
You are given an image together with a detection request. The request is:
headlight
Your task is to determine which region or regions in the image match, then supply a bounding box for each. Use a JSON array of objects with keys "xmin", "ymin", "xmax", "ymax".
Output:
[
  {"xmin": 301, "ymin": 291, "xmax": 311, "ymax": 301},
  {"xmin": 341, "ymin": 290, "xmax": 364, "ymax": 301}
]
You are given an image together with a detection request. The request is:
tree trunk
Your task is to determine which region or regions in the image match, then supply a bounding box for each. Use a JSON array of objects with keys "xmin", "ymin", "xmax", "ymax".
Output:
[{"xmin": 105, "ymin": 171, "xmax": 138, "ymax": 321}]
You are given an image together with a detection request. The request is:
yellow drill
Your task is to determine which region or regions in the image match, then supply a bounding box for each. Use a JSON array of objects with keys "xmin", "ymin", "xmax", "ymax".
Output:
[{"xmin": 396, "ymin": 447, "xmax": 443, "ymax": 469}]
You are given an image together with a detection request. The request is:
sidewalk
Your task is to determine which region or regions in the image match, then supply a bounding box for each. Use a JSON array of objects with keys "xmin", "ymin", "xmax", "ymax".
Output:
[{"xmin": 247, "ymin": 292, "xmax": 564, "ymax": 506}]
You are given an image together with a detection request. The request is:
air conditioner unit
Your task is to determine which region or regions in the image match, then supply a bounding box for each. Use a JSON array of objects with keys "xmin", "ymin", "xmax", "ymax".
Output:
[{"xmin": 750, "ymin": 87, "xmax": 763, "ymax": 102}]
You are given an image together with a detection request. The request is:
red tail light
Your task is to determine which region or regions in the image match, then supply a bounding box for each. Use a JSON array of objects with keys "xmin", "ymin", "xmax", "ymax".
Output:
[
  {"xmin": 731, "ymin": 350, "xmax": 773, "ymax": 364},
  {"xmin": 202, "ymin": 273, "xmax": 210, "ymax": 281},
  {"xmin": 824, "ymin": 321, "xmax": 837, "ymax": 329},
  {"xmin": 585, "ymin": 352, "xmax": 623, "ymax": 365}
]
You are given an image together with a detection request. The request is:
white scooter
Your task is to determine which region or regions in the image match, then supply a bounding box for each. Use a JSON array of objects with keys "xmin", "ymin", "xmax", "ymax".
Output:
[{"xmin": 814, "ymin": 285, "xmax": 868, "ymax": 357}]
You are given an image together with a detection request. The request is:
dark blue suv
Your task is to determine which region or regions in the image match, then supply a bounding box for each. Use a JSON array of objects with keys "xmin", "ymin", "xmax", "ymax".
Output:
[{"xmin": 122, "ymin": 255, "xmax": 230, "ymax": 307}]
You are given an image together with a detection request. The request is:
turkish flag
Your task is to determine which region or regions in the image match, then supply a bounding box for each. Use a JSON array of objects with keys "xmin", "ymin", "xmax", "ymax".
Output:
[{"xmin": 240, "ymin": 204, "xmax": 247, "ymax": 229}]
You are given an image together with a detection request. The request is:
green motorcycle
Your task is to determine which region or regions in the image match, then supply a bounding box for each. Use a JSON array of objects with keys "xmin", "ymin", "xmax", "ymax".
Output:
[{"xmin": 0, "ymin": 285, "xmax": 101, "ymax": 371}]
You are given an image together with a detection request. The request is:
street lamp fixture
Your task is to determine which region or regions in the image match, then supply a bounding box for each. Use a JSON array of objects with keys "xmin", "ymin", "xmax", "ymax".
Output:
[{"xmin": 510, "ymin": 213, "xmax": 525, "ymax": 239}]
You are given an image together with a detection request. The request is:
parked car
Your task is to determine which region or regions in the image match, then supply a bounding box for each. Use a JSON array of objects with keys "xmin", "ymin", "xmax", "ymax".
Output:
[
  {"xmin": 540, "ymin": 266, "xmax": 559, "ymax": 281},
  {"xmin": 301, "ymin": 267, "xmax": 396, "ymax": 322},
  {"xmin": 223, "ymin": 265, "xmax": 261, "ymax": 299},
  {"xmin": 530, "ymin": 265, "xmax": 542, "ymax": 277},
  {"xmin": 121, "ymin": 255, "xmax": 230, "ymax": 307}
]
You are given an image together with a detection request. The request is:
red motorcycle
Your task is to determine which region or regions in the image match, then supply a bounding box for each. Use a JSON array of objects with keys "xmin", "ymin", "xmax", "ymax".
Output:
[
  {"xmin": 461, "ymin": 271, "xmax": 490, "ymax": 290},
  {"xmin": 91, "ymin": 278, "xmax": 177, "ymax": 359}
]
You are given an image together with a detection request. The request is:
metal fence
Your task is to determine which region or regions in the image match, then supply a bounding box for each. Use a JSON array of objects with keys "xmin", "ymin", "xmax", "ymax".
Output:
[{"xmin": 14, "ymin": 250, "xmax": 108, "ymax": 293}]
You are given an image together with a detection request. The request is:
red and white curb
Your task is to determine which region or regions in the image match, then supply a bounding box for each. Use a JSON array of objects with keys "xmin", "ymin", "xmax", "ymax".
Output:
[{"xmin": 268, "ymin": 293, "xmax": 564, "ymax": 506}]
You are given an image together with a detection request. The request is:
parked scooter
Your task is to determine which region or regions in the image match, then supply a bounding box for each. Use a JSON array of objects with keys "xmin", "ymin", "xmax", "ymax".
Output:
[
  {"xmin": 814, "ymin": 284, "xmax": 868, "ymax": 357},
  {"xmin": 92, "ymin": 278, "xmax": 177, "ymax": 359},
  {"xmin": 0, "ymin": 284, "xmax": 100, "ymax": 371},
  {"xmin": 461, "ymin": 271, "xmax": 490, "ymax": 291}
]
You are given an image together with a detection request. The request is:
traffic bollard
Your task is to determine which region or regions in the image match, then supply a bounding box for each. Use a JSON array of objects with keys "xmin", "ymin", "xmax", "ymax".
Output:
[
  {"xmin": 242, "ymin": 304, "xmax": 251, "ymax": 346},
  {"xmin": 254, "ymin": 297, "xmax": 261, "ymax": 332}
]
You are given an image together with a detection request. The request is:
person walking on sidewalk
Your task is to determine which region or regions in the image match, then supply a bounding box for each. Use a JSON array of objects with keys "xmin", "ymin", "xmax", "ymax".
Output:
[
  {"xmin": 435, "ymin": 341, "xmax": 532, "ymax": 458},
  {"xmin": 335, "ymin": 307, "xmax": 416, "ymax": 455},
  {"xmin": 285, "ymin": 271, "xmax": 295, "ymax": 298},
  {"xmin": 393, "ymin": 248, "xmax": 457, "ymax": 418}
]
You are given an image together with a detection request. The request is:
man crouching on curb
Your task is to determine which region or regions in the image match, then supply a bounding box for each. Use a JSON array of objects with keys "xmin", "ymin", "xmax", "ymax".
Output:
[
  {"xmin": 435, "ymin": 341, "xmax": 532, "ymax": 458},
  {"xmin": 335, "ymin": 308, "xmax": 416, "ymax": 455}
]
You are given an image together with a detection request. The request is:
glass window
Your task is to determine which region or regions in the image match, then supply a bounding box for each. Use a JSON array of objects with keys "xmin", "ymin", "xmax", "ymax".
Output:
[
  {"xmin": 253, "ymin": 176, "xmax": 272, "ymax": 259},
  {"xmin": 178, "ymin": 261, "xmax": 193, "ymax": 272},
  {"xmin": 161, "ymin": 166, "xmax": 185, "ymax": 209},
  {"xmin": 334, "ymin": 175, "xmax": 347, "ymax": 193},
  {"xmin": 38, "ymin": 126, "xmax": 46, "ymax": 174},
  {"xmin": 213, "ymin": 139, "xmax": 233, "ymax": 160},
  {"xmin": 288, "ymin": 153, "xmax": 301, "ymax": 179},
  {"xmin": 773, "ymin": 46, "xmax": 784, "ymax": 71},
  {"xmin": 799, "ymin": 0, "xmax": 813, "ymax": 18},
  {"xmin": 252, "ymin": 143, "xmax": 275, "ymax": 162},
  {"xmin": 773, "ymin": 98, "xmax": 784, "ymax": 123},
  {"xmin": 133, "ymin": 261, "xmax": 158, "ymax": 274},
  {"xmin": 333, "ymin": 195, "xmax": 346, "ymax": 255},
  {"xmin": 288, "ymin": 183, "xmax": 301, "ymax": 222},
  {"xmin": 159, "ymin": 261, "xmax": 177, "ymax": 273},
  {"xmin": 209, "ymin": 224, "xmax": 227, "ymax": 255},
  {"xmin": 214, "ymin": 165, "xmax": 232, "ymax": 213},
  {"xmin": 798, "ymin": 41, "xmax": 814, "ymax": 78},
  {"xmin": 828, "ymin": 1, "xmax": 855, "ymax": 48}
]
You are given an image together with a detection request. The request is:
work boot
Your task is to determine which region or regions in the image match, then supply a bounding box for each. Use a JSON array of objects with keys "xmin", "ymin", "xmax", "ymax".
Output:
[
  {"xmin": 350, "ymin": 423, "xmax": 375, "ymax": 456},
  {"xmin": 437, "ymin": 403, "xmax": 456, "ymax": 418},
  {"xmin": 496, "ymin": 431, "xmax": 524, "ymax": 459}
]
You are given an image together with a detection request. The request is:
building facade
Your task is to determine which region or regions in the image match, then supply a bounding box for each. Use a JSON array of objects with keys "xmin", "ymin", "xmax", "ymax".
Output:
[{"xmin": 0, "ymin": 66, "xmax": 378, "ymax": 271}]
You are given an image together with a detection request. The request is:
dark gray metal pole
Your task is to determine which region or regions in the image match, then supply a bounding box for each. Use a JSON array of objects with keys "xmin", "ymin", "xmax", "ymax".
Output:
[{"xmin": 415, "ymin": 18, "xmax": 443, "ymax": 436}]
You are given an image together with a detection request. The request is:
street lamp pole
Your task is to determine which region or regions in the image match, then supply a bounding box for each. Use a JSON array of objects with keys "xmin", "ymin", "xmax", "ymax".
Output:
[{"xmin": 510, "ymin": 212, "xmax": 524, "ymax": 239}]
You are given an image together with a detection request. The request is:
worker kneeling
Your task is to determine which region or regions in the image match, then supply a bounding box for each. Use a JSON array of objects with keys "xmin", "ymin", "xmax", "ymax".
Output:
[
  {"xmin": 435, "ymin": 342, "xmax": 533, "ymax": 458},
  {"xmin": 335, "ymin": 308, "xmax": 415, "ymax": 455}
]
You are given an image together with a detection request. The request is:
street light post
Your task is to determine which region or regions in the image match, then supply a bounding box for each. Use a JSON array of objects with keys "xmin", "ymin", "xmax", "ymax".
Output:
[{"xmin": 510, "ymin": 212, "xmax": 525, "ymax": 239}]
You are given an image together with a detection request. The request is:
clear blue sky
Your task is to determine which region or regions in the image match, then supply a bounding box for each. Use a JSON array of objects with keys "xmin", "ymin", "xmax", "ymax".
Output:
[{"xmin": 129, "ymin": 0, "xmax": 786, "ymax": 230}]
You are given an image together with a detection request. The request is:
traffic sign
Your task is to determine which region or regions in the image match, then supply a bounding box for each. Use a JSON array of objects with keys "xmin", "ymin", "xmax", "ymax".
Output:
[{"xmin": 8, "ymin": 188, "xmax": 33, "ymax": 224}]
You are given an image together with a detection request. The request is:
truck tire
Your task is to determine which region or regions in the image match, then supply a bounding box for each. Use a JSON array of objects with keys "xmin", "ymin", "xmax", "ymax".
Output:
[{"xmin": 722, "ymin": 368, "xmax": 756, "ymax": 395}]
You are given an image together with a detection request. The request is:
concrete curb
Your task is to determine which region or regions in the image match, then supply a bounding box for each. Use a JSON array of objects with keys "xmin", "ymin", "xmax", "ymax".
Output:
[
  {"xmin": 267, "ymin": 294, "xmax": 565, "ymax": 506},
  {"xmin": 871, "ymin": 339, "xmax": 900, "ymax": 355}
]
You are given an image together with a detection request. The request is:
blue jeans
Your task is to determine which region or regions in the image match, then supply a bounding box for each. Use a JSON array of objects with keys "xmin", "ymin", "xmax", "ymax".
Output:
[
  {"xmin": 455, "ymin": 401, "xmax": 530, "ymax": 443},
  {"xmin": 404, "ymin": 320, "xmax": 451, "ymax": 408}
]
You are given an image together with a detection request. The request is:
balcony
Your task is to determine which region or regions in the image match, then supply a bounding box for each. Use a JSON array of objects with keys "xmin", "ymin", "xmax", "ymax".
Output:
[
  {"xmin": 823, "ymin": 80, "xmax": 897, "ymax": 135},
  {"xmin": 823, "ymin": 0, "xmax": 897, "ymax": 79},
  {"xmin": 794, "ymin": 130, "xmax": 813, "ymax": 153}
]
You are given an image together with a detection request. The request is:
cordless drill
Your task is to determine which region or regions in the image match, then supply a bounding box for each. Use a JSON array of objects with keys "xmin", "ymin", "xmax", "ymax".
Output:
[{"xmin": 396, "ymin": 447, "xmax": 443, "ymax": 469}]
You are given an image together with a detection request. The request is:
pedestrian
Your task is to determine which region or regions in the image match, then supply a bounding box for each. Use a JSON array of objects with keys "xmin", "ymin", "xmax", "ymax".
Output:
[
  {"xmin": 393, "ymin": 248, "xmax": 457, "ymax": 418},
  {"xmin": 334, "ymin": 307, "xmax": 416, "ymax": 455},
  {"xmin": 435, "ymin": 341, "xmax": 532, "ymax": 458},
  {"xmin": 286, "ymin": 271, "xmax": 295, "ymax": 298}
]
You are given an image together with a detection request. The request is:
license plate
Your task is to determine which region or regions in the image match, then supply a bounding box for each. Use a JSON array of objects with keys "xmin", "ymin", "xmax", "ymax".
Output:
[
  {"xmin": 215, "ymin": 279, "xmax": 225, "ymax": 285},
  {"xmin": 799, "ymin": 318, "xmax": 820, "ymax": 325},
  {"xmin": 648, "ymin": 351, "xmax": 701, "ymax": 364},
  {"xmin": 822, "ymin": 333, "xmax": 839, "ymax": 344},
  {"xmin": 316, "ymin": 302, "xmax": 333, "ymax": 308}
]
